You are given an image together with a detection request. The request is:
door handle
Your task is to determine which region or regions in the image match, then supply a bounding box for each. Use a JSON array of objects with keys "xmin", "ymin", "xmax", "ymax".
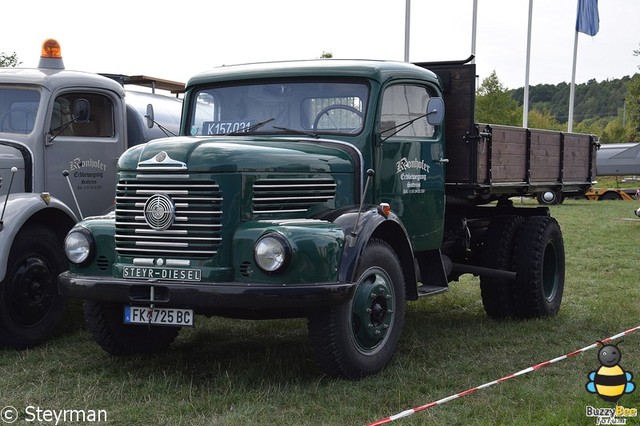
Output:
[{"xmin": 433, "ymin": 158, "xmax": 449, "ymax": 164}]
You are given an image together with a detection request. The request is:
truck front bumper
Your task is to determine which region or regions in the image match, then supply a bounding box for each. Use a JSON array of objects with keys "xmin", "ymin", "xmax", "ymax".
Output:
[{"xmin": 58, "ymin": 272, "xmax": 355, "ymax": 312}]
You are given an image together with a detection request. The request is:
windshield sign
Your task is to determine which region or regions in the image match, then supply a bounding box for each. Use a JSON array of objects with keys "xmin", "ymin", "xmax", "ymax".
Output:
[{"xmin": 189, "ymin": 81, "xmax": 369, "ymax": 136}]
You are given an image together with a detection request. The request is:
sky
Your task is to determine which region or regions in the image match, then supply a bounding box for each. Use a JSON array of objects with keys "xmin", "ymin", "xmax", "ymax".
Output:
[{"xmin": 2, "ymin": 0, "xmax": 639, "ymax": 90}]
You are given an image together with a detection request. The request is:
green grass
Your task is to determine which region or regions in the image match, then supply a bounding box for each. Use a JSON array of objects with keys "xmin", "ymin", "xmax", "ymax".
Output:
[
  {"xmin": 593, "ymin": 175, "xmax": 640, "ymax": 190},
  {"xmin": 1, "ymin": 199, "xmax": 640, "ymax": 425}
]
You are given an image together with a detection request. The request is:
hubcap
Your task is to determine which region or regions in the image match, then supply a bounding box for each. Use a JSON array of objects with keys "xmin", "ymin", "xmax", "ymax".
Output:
[{"xmin": 350, "ymin": 267, "xmax": 395, "ymax": 354}]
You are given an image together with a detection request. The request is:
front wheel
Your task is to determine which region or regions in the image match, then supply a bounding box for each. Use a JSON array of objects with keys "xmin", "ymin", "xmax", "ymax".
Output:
[
  {"xmin": 0, "ymin": 225, "xmax": 68, "ymax": 348},
  {"xmin": 513, "ymin": 216, "xmax": 565, "ymax": 318},
  {"xmin": 83, "ymin": 301, "xmax": 179, "ymax": 356},
  {"xmin": 308, "ymin": 239, "xmax": 405, "ymax": 379}
]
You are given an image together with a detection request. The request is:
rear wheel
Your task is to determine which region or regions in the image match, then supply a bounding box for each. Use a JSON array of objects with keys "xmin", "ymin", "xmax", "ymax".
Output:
[
  {"xmin": 536, "ymin": 191, "xmax": 564, "ymax": 205},
  {"xmin": 480, "ymin": 216, "xmax": 524, "ymax": 319},
  {"xmin": 83, "ymin": 301, "xmax": 179, "ymax": 356},
  {"xmin": 308, "ymin": 239, "xmax": 405, "ymax": 379},
  {"xmin": 513, "ymin": 216, "xmax": 565, "ymax": 318},
  {"xmin": 0, "ymin": 225, "xmax": 67, "ymax": 348}
]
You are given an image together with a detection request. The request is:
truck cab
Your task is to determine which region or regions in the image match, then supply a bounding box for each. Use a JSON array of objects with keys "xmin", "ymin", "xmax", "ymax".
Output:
[{"xmin": 0, "ymin": 39, "xmax": 183, "ymax": 348}]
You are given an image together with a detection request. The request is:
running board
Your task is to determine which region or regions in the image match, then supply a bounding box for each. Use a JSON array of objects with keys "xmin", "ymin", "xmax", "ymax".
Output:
[{"xmin": 417, "ymin": 285, "xmax": 449, "ymax": 297}]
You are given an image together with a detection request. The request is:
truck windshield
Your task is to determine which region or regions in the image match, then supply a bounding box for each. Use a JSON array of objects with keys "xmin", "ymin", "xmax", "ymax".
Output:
[
  {"xmin": 0, "ymin": 88, "xmax": 41, "ymax": 135},
  {"xmin": 188, "ymin": 81, "xmax": 369, "ymax": 136}
]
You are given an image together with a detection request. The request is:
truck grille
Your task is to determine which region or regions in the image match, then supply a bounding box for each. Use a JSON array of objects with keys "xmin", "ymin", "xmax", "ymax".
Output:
[
  {"xmin": 252, "ymin": 178, "xmax": 336, "ymax": 214},
  {"xmin": 115, "ymin": 176, "xmax": 222, "ymax": 258}
]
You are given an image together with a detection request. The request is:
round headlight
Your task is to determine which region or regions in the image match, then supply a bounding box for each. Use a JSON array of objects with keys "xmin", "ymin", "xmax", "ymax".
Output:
[
  {"xmin": 64, "ymin": 228, "xmax": 94, "ymax": 265},
  {"xmin": 254, "ymin": 234, "xmax": 291, "ymax": 273}
]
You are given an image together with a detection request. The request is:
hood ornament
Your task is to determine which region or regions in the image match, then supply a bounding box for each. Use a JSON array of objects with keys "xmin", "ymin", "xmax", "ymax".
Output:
[{"xmin": 137, "ymin": 151, "xmax": 187, "ymax": 170}]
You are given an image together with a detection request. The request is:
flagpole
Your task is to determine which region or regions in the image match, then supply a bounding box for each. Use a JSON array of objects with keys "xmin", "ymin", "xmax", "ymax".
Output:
[
  {"xmin": 569, "ymin": 0, "xmax": 599, "ymax": 133},
  {"xmin": 523, "ymin": 0, "xmax": 533, "ymax": 128},
  {"xmin": 404, "ymin": 0, "xmax": 410, "ymax": 62},
  {"xmin": 568, "ymin": 27, "xmax": 579, "ymax": 133},
  {"xmin": 471, "ymin": 0, "xmax": 478, "ymax": 63}
]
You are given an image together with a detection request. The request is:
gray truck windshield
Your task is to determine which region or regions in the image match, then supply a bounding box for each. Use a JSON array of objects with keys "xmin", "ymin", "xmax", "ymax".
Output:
[
  {"xmin": 0, "ymin": 88, "xmax": 41, "ymax": 134},
  {"xmin": 189, "ymin": 81, "xmax": 369, "ymax": 136}
]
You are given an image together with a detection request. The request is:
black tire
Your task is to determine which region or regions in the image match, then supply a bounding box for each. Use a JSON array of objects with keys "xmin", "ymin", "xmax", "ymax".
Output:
[
  {"xmin": 83, "ymin": 301, "xmax": 179, "ymax": 356},
  {"xmin": 0, "ymin": 225, "xmax": 67, "ymax": 348},
  {"xmin": 480, "ymin": 216, "xmax": 524, "ymax": 319},
  {"xmin": 599, "ymin": 192, "xmax": 622, "ymax": 201},
  {"xmin": 308, "ymin": 239, "xmax": 405, "ymax": 379},
  {"xmin": 512, "ymin": 216, "xmax": 565, "ymax": 318},
  {"xmin": 536, "ymin": 191, "xmax": 564, "ymax": 205}
]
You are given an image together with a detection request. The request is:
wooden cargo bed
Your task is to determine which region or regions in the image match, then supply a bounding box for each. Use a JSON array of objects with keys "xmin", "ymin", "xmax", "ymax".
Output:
[{"xmin": 414, "ymin": 60, "xmax": 597, "ymax": 205}]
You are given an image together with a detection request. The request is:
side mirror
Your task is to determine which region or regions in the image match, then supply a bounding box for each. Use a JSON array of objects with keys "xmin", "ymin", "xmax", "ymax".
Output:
[
  {"xmin": 72, "ymin": 99, "xmax": 90, "ymax": 122},
  {"xmin": 426, "ymin": 97, "xmax": 444, "ymax": 126},
  {"xmin": 146, "ymin": 104, "xmax": 155, "ymax": 129}
]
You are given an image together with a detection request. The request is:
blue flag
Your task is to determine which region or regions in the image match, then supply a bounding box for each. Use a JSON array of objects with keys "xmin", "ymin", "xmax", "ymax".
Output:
[{"xmin": 576, "ymin": 0, "xmax": 599, "ymax": 36}]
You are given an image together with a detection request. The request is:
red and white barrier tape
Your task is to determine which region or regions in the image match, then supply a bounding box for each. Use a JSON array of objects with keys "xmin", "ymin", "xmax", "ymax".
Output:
[{"xmin": 367, "ymin": 325, "xmax": 640, "ymax": 426}]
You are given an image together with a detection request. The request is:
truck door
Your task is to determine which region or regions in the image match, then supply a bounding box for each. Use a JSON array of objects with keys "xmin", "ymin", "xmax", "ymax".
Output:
[
  {"xmin": 45, "ymin": 91, "xmax": 124, "ymax": 218},
  {"xmin": 377, "ymin": 83, "xmax": 445, "ymax": 251}
]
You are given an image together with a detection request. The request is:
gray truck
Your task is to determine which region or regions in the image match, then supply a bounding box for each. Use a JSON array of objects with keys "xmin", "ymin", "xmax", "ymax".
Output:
[
  {"xmin": 0, "ymin": 39, "xmax": 183, "ymax": 348},
  {"xmin": 59, "ymin": 57, "xmax": 596, "ymax": 379}
]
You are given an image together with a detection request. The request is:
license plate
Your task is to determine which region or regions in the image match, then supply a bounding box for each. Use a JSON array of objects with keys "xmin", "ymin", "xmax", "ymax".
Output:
[
  {"xmin": 122, "ymin": 266, "xmax": 202, "ymax": 281},
  {"xmin": 124, "ymin": 306, "xmax": 194, "ymax": 327}
]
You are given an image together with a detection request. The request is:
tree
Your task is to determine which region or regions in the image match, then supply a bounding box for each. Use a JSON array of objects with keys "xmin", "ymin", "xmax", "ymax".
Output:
[
  {"xmin": 320, "ymin": 51, "xmax": 333, "ymax": 58},
  {"xmin": 626, "ymin": 74, "xmax": 640, "ymax": 140},
  {"xmin": 527, "ymin": 109, "xmax": 562, "ymax": 131},
  {"xmin": 626, "ymin": 44, "xmax": 640, "ymax": 140},
  {"xmin": 0, "ymin": 52, "xmax": 20, "ymax": 67},
  {"xmin": 475, "ymin": 71, "xmax": 520, "ymax": 126}
]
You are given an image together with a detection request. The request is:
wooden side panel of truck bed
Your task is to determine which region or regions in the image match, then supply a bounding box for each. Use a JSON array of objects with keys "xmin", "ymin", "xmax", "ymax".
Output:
[
  {"xmin": 414, "ymin": 60, "xmax": 596, "ymax": 204},
  {"xmin": 477, "ymin": 124, "xmax": 596, "ymax": 186}
]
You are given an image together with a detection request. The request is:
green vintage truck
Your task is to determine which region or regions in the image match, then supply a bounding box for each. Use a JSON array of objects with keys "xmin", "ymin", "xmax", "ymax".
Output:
[{"xmin": 59, "ymin": 58, "xmax": 597, "ymax": 379}]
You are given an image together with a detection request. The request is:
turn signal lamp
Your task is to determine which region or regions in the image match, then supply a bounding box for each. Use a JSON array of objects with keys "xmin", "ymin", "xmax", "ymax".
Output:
[
  {"xmin": 38, "ymin": 38, "xmax": 65, "ymax": 70},
  {"xmin": 378, "ymin": 203, "xmax": 391, "ymax": 217}
]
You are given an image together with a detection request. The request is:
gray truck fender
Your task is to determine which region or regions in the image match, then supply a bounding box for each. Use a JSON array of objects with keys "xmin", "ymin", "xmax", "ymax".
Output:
[
  {"xmin": 0, "ymin": 193, "xmax": 78, "ymax": 282},
  {"xmin": 331, "ymin": 207, "xmax": 417, "ymax": 291}
]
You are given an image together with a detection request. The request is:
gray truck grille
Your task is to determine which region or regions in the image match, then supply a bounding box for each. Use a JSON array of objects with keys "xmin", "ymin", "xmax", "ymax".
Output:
[
  {"xmin": 253, "ymin": 178, "xmax": 336, "ymax": 214},
  {"xmin": 115, "ymin": 178, "xmax": 222, "ymax": 258}
]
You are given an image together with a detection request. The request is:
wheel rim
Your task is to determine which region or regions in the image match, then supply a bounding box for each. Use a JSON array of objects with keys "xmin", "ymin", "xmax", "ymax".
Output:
[
  {"xmin": 350, "ymin": 267, "xmax": 395, "ymax": 355},
  {"xmin": 6, "ymin": 256, "xmax": 56, "ymax": 327},
  {"xmin": 542, "ymin": 192, "xmax": 556, "ymax": 203},
  {"xmin": 542, "ymin": 242, "xmax": 559, "ymax": 301}
]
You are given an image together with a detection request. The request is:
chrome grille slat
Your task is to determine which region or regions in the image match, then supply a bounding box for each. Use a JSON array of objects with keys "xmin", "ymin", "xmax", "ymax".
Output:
[
  {"xmin": 116, "ymin": 221, "xmax": 221, "ymax": 229},
  {"xmin": 116, "ymin": 247, "xmax": 216, "ymax": 255},
  {"xmin": 115, "ymin": 174, "xmax": 222, "ymax": 258},
  {"xmin": 117, "ymin": 234, "xmax": 219, "ymax": 241},
  {"xmin": 117, "ymin": 183, "xmax": 215, "ymax": 189},
  {"xmin": 252, "ymin": 178, "xmax": 336, "ymax": 214},
  {"xmin": 254, "ymin": 183, "xmax": 336, "ymax": 189}
]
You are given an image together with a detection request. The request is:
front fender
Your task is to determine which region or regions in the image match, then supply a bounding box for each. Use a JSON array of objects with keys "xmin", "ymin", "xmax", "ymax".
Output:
[
  {"xmin": 233, "ymin": 219, "xmax": 345, "ymax": 284},
  {"xmin": 332, "ymin": 206, "xmax": 416, "ymax": 287},
  {"xmin": 66, "ymin": 212, "xmax": 117, "ymax": 276},
  {"xmin": 0, "ymin": 193, "xmax": 78, "ymax": 281}
]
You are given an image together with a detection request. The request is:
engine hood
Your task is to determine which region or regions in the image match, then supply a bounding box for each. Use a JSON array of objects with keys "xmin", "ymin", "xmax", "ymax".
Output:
[{"xmin": 119, "ymin": 136, "xmax": 357, "ymax": 174}]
